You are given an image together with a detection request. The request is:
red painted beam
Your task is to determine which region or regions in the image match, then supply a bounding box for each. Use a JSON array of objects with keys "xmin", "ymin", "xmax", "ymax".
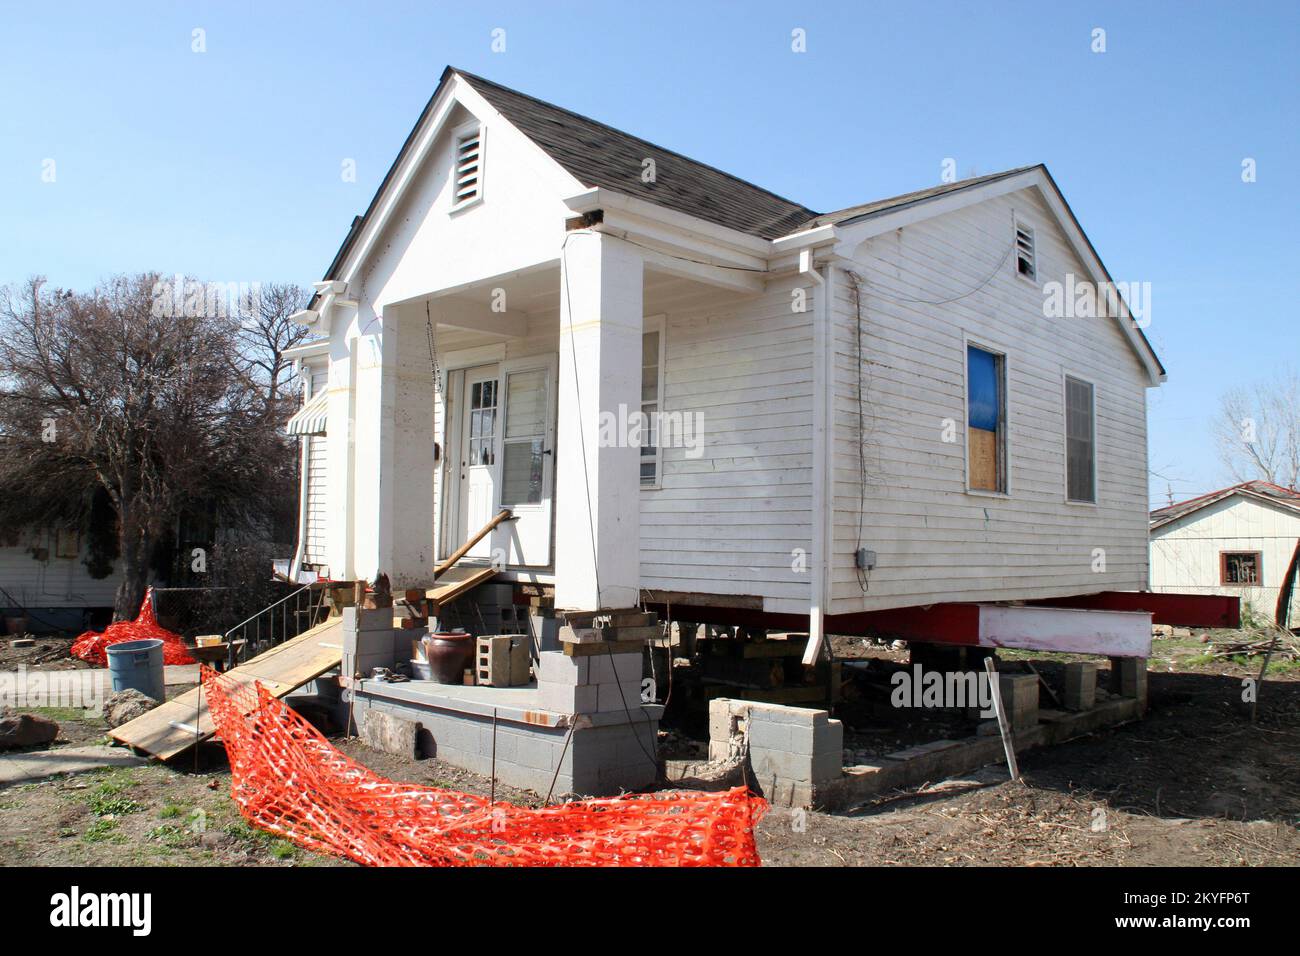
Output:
[
  {"xmin": 825, "ymin": 604, "xmax": 982, "ymax": 646},
  {"xmin": 1023, "ymin": 591, "xmax": 1240, "ymax": 629}
]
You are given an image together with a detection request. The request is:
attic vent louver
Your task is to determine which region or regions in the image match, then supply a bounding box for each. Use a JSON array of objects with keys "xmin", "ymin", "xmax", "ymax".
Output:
[
  {"xmin": 1014, "ymin": 222, "xmax": 1036, "ymax": 280},
  {"xmin": 454, "ymin": 128, "xmax": 483, "ymax": 207}
]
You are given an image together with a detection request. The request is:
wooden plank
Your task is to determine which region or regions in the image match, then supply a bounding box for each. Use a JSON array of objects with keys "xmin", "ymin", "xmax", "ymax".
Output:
[
  {"xmin": 563, "ymin": 639, "xmax": 647, "ymax": 658},
  {"xmin": 639, "ymin": 589, "xmax": 764, "ymax": 611},
  {"xmin": 435, "ymin": 509, "xmax": 512, "ymax": 576},
  {"xmin": 108, "ymin": 617, "xmax": 343, "ymax": 761},
  {"xmin": 968, "ymin": 426, "xmax": 998, "ymax": 492},
  {"xmin": 424, "ymin": 565, "xmax": 498, "ymax": 608}
]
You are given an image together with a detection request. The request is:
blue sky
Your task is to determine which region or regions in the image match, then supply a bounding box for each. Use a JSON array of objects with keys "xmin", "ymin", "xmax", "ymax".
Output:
[{"xmin": 2, "ymin": 1, "xmax": 1296, "ymax": 505}]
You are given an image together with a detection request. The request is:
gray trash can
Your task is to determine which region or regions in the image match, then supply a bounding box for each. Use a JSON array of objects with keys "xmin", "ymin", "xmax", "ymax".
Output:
[{"xmin": 106, "ymin": 638, "xmax": 166, "ymax": 702}]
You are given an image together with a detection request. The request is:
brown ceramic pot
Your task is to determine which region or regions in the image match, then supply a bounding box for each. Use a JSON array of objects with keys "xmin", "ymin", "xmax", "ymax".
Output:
[{"xmin": 426, "ymin": 631, "xmax": 472, "ymax": 684}]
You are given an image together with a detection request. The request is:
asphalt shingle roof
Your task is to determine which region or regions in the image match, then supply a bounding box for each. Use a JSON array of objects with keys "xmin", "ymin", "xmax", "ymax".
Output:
[
  {"xmin": 1150, "ymin": 480, "xmax": 1300, "ymax": 528},
  {"xmin": 454, "ymin": 69, "xmax": 818, "ymax": 240}
]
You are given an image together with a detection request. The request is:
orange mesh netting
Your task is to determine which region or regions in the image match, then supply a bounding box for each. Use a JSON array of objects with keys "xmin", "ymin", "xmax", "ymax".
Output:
[
  {"xmin": 202, "ymin": 668, "xmax": 767, "ymax": 866},
  {"xmin": 71, "ymin": 587, "xmax": 195, "ymax": 666}
]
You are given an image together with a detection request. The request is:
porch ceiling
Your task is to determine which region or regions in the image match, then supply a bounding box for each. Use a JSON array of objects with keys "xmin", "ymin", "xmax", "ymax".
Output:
[{"xmin": 414, "ymin": 258, "xmax": 747, "ymax": 339}]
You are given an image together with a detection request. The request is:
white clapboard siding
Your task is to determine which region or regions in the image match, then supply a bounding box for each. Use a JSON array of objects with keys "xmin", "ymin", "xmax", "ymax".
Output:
[
  {"xmin": 640, "ymin": 291, "xmax": 815, "ymax": 609},
  {"xmin": 829, "ymin": 185, "xmax": 1152, "ymax": 614},
  {"xmin": 1150, "ymin": 495, "xmax": 1300, "ymax": 624},
  {"xmin": 0, "ymin": 529, "xmax": 122, "ymax": 610},
  {"xmin": 303, "ymin": 364, "xmax": 330, "ymax": 565}
]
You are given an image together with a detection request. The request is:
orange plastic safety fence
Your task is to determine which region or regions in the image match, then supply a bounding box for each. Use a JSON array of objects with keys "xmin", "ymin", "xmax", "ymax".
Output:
[
  {"xmin": 202, "ymin": 668, "xmax": 767, "ymax": 866},
  {"xmin": 71, "ymin": 586, "xmax": 195, "ymax": 666}
]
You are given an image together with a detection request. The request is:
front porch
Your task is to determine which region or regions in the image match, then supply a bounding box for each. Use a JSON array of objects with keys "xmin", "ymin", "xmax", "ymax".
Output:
[{"xmin": 344, "ymin": 229, "xmax": 762, "ymax": 611}]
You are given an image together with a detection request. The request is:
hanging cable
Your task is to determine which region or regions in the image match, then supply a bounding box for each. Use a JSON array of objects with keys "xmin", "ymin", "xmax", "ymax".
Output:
[{"xmin": 424, "ymin": 301, "xmax": 442, "ymax": 396}]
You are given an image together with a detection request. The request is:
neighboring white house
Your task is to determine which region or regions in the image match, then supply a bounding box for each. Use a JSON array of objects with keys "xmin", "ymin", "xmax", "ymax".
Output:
[
  {"xmin": 282, "ymin": 66, "xmax": 1165, "ymax": 661},
  {"xmin": 1150, "ymin": 481, "xmax": 1300, "ymax": 625},
  {"xmin": 0, "ymin": 526, "xmax": 122, "ymax": 632}
]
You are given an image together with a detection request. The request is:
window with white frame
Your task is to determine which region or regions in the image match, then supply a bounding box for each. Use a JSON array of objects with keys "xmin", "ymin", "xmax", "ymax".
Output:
[
  {"xmin": 1065, "ymin": 375, "xmax": 1096, "ymax": 503},
  {"xmin": 966, "ymin": 343, "xmax": 1007, "ymax": 493},
  {"xmin": 640, "ymin": 318, "xmax": 665, "ymax": 486}
]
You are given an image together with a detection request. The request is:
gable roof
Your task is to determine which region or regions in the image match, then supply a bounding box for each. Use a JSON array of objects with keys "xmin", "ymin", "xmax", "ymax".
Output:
[
  {"xmin": 1150, "ymin": 480, "xmax": 1300, "ymax": 530},
  {"xmin": 805, "ymin": 167, "xmax": 1039, "ymax": 229},
  {"xmin": 312, "ymin": 68, "xmax": 1163, "ymax": 381},
  {"xmin": 455, "ymin": 69, "xmax": 818, "ymax": 240}
]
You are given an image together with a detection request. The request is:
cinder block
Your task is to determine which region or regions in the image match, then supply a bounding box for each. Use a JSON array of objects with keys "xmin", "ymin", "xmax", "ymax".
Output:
[
  {"xmin": 1063, "ymin": 661, "xmax": 1099, "ymax": 711},
  {"xmin": 748, "ymin": 719, "xmax": 793, "ymax": 753},
  {"xmin": 509, "ymin": 635, "xmax": 531, "ymax": 684},
  {"xmin": 997, "ymin": 674, "xmax": 1039, "ymax": 730},
  {"xmin": 587, "ymin": 652, "xmax": 643, "ymax": 684},
  {"xmin": 708, "ymin": 707, "xmax": 739, "ymax": 745},
  {"xmin": 749, "ymin": 749, "xmax": 816, "ymax": 784},
  {"xmin": 746, "ymin": 701, "xmax": 823, "ymax": 726},
  {"xmin": 343, "ymin": 606, "xmax": 395, "ymax": 633},
  {"xmin": 476, "ymin": 635, "xmax": 512, "ymax": 686},
  {"xmin": 358, "ymin": 709, "xmax": 421, "ymax": 758},
  {"xmin": 595, "ymin": 679, "xmax": 646, "ymax": 713},
  {"xmin": 1109, "ymin": 657, "xmax": 1148, "ymax": 711},
  {"xmin": 540, "ymin": 682, "xmax": 598, "ymax": 715},
  {"xmin": 811, "ymin": 749, "xmax": 843, "ymax": 784},
  {"xmin": 536, "ymin": 650, "xmax": 588, "ymax": 686}
]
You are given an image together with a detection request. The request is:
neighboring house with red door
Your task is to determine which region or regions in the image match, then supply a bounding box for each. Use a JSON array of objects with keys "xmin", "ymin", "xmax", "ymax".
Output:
[
  {"xmin": 279, "ymin": 66, "xmax": 1166, "ymax": 661},
  {"xmin": 1150, "ymin": 481, "xmax": 1300, "ymax": 626}
]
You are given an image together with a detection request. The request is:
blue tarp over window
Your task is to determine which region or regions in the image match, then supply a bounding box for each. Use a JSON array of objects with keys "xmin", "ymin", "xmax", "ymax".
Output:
[{"xmin": 967, "ymin": 345, "xmax": 1000, "ymax": 431}]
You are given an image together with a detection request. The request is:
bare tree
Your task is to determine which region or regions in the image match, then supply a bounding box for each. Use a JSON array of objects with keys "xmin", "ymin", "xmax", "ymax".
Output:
[
  {"xmin": 1214, "ymin": 370, "xmax": 1300, "ymax": 490},
  {"xmin": 0, "ymin": 274, "xmax": 306, "ymax": 619},
  {"xmin": 233, "ymin": 281, "xmax": 313, "ymax": 416}
]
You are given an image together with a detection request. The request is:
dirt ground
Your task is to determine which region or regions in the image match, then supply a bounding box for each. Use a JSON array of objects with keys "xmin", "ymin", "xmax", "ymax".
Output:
[{"xmin": 1, "ymin": 630, "xmax": 1296, "ymax": 867}]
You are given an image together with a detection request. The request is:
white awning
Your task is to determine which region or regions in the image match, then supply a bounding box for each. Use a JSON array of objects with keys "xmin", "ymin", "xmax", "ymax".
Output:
[{"xmin": 285, "ymin": 389, "xmax": 328, "ymax": 437}]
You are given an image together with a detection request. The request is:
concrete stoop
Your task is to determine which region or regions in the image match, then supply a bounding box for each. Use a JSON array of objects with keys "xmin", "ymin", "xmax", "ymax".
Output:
[{"xmin": 341, "ymin": 606, "xmax": 662, "ymax": 798}]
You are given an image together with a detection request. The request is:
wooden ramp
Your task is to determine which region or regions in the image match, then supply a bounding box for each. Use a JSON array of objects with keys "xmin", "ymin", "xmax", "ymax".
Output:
[{"xmin": 109, "ymin": 616, "xmax": 343, "ymax": 761}]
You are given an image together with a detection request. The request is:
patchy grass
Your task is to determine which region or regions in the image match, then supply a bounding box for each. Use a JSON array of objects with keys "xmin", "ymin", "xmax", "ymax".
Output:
[
  {"xmin": 24, "ymin": 706, "xmax": 97, "ymax": 722},
  {"xmin": 224, "ymin": 818, "xmax": 298, "ymax": 860},
  {"xmin": 83, "ymin": 819, "xmax": 123, "ymax": 844}
]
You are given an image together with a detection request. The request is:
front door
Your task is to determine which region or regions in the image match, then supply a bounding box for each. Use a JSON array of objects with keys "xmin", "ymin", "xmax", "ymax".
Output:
[{"xmin": 458, "ymin": 366, "xmax": 499, "ymax": 559}]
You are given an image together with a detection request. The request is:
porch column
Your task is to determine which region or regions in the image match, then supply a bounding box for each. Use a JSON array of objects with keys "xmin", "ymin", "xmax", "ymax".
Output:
[
  {"xmin": 377, "ymin": 303, "xmax": 437, "ymax": 588},
  {"xmin": 555, "ymin": 232, "xmax": 643, "ymax": 610},
  {"xmin": 348, "ymin": 304, "xmax": 390, "ymax": 584}
]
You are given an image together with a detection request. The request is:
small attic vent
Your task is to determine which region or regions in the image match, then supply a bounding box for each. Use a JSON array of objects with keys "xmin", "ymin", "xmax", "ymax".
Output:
[
  {"xmin": 453, "ymin": 129, "xmax": 483, "ymax": 207},
  {"xmin": 1014, "ymin": 222, "xmax": 1036, "ymax": 280}
]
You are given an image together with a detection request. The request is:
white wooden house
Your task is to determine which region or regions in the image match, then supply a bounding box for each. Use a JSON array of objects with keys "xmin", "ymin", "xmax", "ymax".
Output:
[
  {"xmin": 0, "ymin": 527, "xmax": 122, "ymax": 632},
  {"xmin": 282, "ymin": 67, "xmax": 1167, "ymax": 662},
  {"xmin": 1150, "ymin": 481, "xmax": 1300, "ymax": 625}
]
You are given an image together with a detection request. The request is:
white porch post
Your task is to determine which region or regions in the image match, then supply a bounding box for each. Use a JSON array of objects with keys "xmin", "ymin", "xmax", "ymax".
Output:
[
  {"xmin": 325, "ymin": 318, "xmax": 357, "ymax": 581},
  {"xmin": 555, "ymin": 232, "xmax": 644, "ymax": 610},
  {"xmin": 377, "ymin": 303, "xmax": 437, "ymax": 588},
  {"xmin": 350, "ymin": 307, "xmax": 391, "ymax": 584}
]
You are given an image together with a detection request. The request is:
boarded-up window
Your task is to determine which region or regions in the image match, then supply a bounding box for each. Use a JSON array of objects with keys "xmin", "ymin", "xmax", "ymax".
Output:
[
  {"xmin": 967, "ymin": 344, "xmax": 1005, "ymax": 493},
  {"xmin": 1221, "ymin": 551, "xmax": 1262, "ymax": 585},
  {"xmin": 1065, "ymin": 376, "xmax": 1096, "ymax": 502}
]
